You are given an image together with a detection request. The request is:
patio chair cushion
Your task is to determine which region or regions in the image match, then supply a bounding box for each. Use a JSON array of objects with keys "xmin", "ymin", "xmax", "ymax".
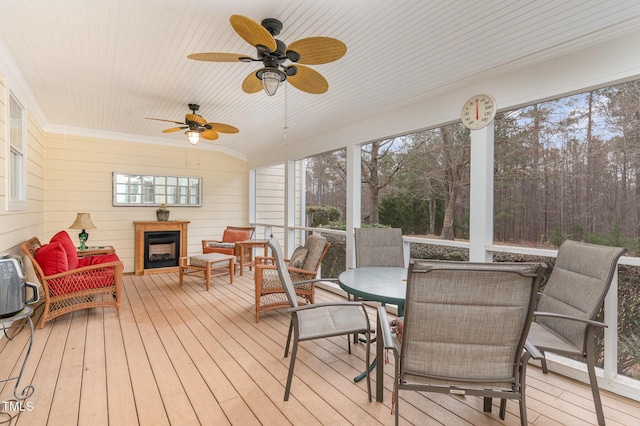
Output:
[
  {"xmin": 289, "ymin": 247, "xmax": 308, "ymax": 269},
  {"xmin": 50, "ymin": 230, "xmax": 79, "ymax": 269},
  {"xmin": 203, "ymin": 241, "xmax": 236, "ymax": 256},
  {"xmin": 222, "ymin": 229, "xmax": 250, "ymax": 243},
  {"xmin": 77, "ymin": 254, "xmax": 121, "ymax": 267},
  {"xmin": 35, "ymin": 242, "xmax": 69, "ymax": 275},
  {"xmin": 189, "ymin": 253, "xmax": 236, "ymax": 268},
  {"xmin": 302, "ymin": 235, "xmax": 327, "ymax": 271}
]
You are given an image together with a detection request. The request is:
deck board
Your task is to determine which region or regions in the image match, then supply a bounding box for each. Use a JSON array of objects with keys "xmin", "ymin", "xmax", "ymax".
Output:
[{"xmin": 1, "ymin": 270, "xmax": 638, "ymax": 425}]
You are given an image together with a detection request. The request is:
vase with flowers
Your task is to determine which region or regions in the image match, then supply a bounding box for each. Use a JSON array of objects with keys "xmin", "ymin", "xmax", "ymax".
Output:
[{"xmin": 156, "ymin": 204, "xmax": 170, "ymax": 221}]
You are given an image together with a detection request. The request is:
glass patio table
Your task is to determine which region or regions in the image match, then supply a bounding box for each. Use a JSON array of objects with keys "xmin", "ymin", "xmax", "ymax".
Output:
[{"xmin": 338, "ymin": 266, "xmax": 407, "ymax": 402}]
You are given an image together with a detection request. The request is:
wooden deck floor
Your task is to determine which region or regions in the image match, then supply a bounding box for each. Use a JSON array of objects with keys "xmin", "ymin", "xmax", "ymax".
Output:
[{"xmin": 1, "ymin": 270, "xmax": 639, "ymax": 425}]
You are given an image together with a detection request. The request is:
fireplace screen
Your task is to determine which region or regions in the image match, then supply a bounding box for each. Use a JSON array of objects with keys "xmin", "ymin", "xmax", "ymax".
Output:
[{"xmin": 144, "ymin": 231, "xmax": 180, "ymax": 269}]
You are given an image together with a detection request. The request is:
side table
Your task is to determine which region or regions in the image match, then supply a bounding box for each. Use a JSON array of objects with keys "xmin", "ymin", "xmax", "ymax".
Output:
[
  {"xmin": 236, "ymin": 240, "xmax": 269, "ymax": 276},
  {"xmin": 77, "ymin": 246, "xmax": 116, "ymax": 256},
  {"xmin": 0, "ymin": 306, "xmax": 35, "ymax": 400}
]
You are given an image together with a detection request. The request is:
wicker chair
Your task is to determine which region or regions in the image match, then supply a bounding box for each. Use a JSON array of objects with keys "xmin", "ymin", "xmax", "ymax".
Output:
[
  {"xmin": 379, "ymin": 259, "xmax": 546, "ymax": 426},
  {"xmin": 202, "ymin": 226, "xmax": 255, "ymax": 272},
  {"xmin": 527, "ymin": 240, "xmax": 626, "ymax": 426},
  {"xmin": 21, "ymin": 236, "xmax": 123, "ymax": 329},
  {"xmin": 254, "ymin": 234, "xmax": 330, "ymax": 322}
]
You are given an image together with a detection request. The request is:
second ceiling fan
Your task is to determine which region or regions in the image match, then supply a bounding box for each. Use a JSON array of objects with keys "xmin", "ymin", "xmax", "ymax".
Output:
[
  {"xmin": 146, "ymin": 104, "xmax": 239, "ymax": 144},
  {"xmin": 188, "ymin": 15, "xmax": 347, "ymax": 96}
]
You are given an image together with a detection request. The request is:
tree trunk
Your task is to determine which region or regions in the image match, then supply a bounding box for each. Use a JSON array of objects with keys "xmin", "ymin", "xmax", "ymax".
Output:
[{"xmin": 441, "ymin": 182, "xmax": 457, "ymax": 239}]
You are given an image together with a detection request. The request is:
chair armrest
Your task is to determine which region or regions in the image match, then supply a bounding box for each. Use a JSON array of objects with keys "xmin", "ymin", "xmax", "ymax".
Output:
[
  {"xmin": 287, "ymin": 301, "xmax": 363, "ymax": 313},
  {"xmin": 524, "ymin": 340, "xmax": 545, "ymax": 360},
  {"xmin": 377, "ymin": 306, "xmax": 396, "ymax": 350},
  {"xmin": 286, "ymin": 266, "xmax": 317, "ymax": 275},
  {"xmin": 255, "ymin": 256, "xmax": 275, "ymax": 265},
  {"xmin": 286, "ymin": 277, "xmax": 338, "ymax": 286},
  {"xmin": 534, "ymin": 311, "xmax": 607, "ymax": 328}
]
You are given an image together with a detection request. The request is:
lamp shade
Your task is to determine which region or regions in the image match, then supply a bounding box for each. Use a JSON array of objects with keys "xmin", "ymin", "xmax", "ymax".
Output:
[
  {"xmin": 186, "ymin": 130, "xmax": 200, "ymax": 144},
  {"xmin": 69, "ymin": 213, "xmax": 96, "ymax": 230},
  {"xmin": 257, "ymin": 67, "xmax": 286, "ymax": 96}
]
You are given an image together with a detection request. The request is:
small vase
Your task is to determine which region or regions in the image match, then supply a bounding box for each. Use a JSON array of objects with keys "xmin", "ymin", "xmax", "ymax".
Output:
[{"xmin": 156, "ymin": 210, "xmax": 170, "ymax": 221}]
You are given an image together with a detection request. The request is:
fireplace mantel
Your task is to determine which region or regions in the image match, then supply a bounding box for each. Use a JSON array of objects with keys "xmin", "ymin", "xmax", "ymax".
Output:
[{"xmin": 134, "ymin": 221, "xmax": 189, "ymax": 275}]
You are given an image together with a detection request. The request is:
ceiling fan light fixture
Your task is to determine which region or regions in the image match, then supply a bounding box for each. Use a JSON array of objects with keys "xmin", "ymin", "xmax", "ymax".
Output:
[
  {"xmin": 186, "ymin": 130, "xmax": 200, "ymax": 145},
  {"xmin": 257, "ymin": 68, "xmax": 286, "ymax": 96}
]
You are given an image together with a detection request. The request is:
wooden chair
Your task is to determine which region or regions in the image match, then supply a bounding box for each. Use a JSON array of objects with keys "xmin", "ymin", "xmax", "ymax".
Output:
[
  {"xmin": 21, "ymin": 236, "xmax": 123, "ymax": 329},
  {"xmin": 254, "ymin": 234, "xmax": 330, "ymax": 322},
  {"xmin": 202, "ymin": 226, "xmax": 255, "ymax": 272}
]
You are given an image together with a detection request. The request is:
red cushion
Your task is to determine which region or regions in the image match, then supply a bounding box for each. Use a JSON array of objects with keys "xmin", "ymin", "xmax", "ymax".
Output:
[
  {"xmin": 222, "ymin": 229, "xmax": 250, "ymax": 242},
  {"xmin": 51, "ymin": 230, "xmax": 79, "ymax": 270},
  {"xmin": 35, "ymin": 242, "xmax": 69, "ymax": 276},
  {"xmin": 77, "ymin": 254, "xmax": 120, "ymax": 267}
]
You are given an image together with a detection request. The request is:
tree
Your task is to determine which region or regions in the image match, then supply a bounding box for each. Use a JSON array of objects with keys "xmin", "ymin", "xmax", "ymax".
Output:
[
  {"xmin": 437, "ymin": 125, "xmax": 470, "ymax": 239},
  {"xmin": 361, "ymin": 136, "xmax": 423, "ymax": 224}
]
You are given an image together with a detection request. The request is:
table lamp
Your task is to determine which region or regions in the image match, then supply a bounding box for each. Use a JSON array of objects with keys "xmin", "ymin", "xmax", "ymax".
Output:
[{"xmin": 69, "ymin": 213, "xmax": 96, "ymax": 250}]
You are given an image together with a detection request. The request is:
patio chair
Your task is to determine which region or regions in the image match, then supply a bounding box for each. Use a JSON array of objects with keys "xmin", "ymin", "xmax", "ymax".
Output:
[
  {"xmin": 350, "ymin": 227, "xmax": 405, "ymax": 345},
  {"xmin": 267, "ymin": 237, "xmax": 372, "ymax": 401},
  {"xmin": 355, "ymin": 227, "xmax": 405, "ymax": 267},
  {"xmin": 527, "ymin": 240, "xmax": 626, "ymax": 426},
  {"xmin": 202, "ymin": 226, "xmax": 255, "ymax": 271},
  {"xmin": 254, "ymin": 234, "xmax": 330, "ymax": 322},
  {"xmin": 379, "ymin": 259, "xmax": 546, "ymax": 426}
]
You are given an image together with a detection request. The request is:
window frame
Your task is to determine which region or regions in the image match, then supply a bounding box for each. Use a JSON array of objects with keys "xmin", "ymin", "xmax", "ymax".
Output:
[
  {"xmin": 112, "ymin": 172, "xmax": 202, "ymax": 207},
  {"xmin": 7, "ymin": 92, "xmax": 27, "ymax": 211}
]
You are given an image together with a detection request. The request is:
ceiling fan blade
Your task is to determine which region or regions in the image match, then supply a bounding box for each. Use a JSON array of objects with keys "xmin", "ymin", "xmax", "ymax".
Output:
[
  {"xmin": 186, "ymin": 113, "xmax": 207, "ymax": 126},
  {"xmin": 200, "ymin": 130, "xmax": 219, "ymax": 140},
  {"xmin": 187, "ymin": 52, "xmax": 250, "ymax": 62},
  {"xmin": 146, "ymin": 117, "xmax": 184, "ymax": 125},
  {"xmin": 230, "ymin": 15, "xmax": 276, "ymax": 51},
  {"xmin": 242, "ymin": 71, "xmax": 263, "ymax": 94},
  {"xmin": 162, "ymin": 127, "xmax": 187, "ymax": 133},
  {"xmin": 208, "ymin": 122, "xmax": 239, "ymax": 134},
  {"xmin": 287, "ymin": 65, "xmax": 328, "ymax": 94},
  {"xmin": 287, "ymin": 37, "xmax": 347, "ymax": 65}
]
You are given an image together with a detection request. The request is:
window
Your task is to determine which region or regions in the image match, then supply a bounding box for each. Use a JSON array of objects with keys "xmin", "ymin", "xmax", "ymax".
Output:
[
  {"xmin": 113, "ymin": 172, "xmax": 202, "ymax": 207},
  {"xmin": 7, "ymin": 93, "xmax": 26, "ymax": 210}
]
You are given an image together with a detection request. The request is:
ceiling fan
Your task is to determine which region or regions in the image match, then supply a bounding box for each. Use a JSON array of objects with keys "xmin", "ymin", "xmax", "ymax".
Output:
[
  {"xmin": 146, "ymin": 104, "xmax": 239, "ymax": 144},
  {"xmin": 188, "ymin": 15, "xmax": 347, "ymax": 96}
]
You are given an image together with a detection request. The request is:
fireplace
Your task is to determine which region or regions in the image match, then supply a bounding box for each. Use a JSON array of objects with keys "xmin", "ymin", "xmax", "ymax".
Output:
[
  {"xmin": 144, "ymin": 231, "xmax": 180, "ymax": 269},
  {"xmin": 134, "ymin": 221, "xmax": 189, "ymax": 275}
]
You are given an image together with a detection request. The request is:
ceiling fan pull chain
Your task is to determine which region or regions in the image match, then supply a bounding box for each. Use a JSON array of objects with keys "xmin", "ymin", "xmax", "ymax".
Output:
[{"xmin": 283, "ymin": 83, "xmax": 288, "ymax": 139}]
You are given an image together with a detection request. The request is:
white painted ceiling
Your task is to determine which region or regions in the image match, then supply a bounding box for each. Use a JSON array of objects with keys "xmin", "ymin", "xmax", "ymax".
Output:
[{"xmin": 1, "ymin": 0, "xmax": 640, "ymax": 160}]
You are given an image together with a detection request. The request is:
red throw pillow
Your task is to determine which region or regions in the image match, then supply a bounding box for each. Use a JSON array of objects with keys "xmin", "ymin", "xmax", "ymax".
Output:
[
  {"xmin": 35, "ymin": 242, "xmax": 69, "ymax": 276},
  {"xmin": 50, "ymin": 230, "xmax": 79, "ymax": 270},
  {"xmin": 222, "ymin": 229, "xmax": 250, "ymax": 242}
]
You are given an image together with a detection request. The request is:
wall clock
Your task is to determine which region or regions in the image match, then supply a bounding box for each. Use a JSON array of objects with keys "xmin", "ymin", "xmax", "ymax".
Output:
[{"xmin": 461, "ymin": 94, "xmax": 496, "ymax": 130}]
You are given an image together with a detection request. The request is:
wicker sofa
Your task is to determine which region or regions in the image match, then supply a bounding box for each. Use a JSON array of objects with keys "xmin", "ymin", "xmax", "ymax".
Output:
[{"xmin": 21, "ymin": 231, "xmax": 123, "ymax": 329}]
